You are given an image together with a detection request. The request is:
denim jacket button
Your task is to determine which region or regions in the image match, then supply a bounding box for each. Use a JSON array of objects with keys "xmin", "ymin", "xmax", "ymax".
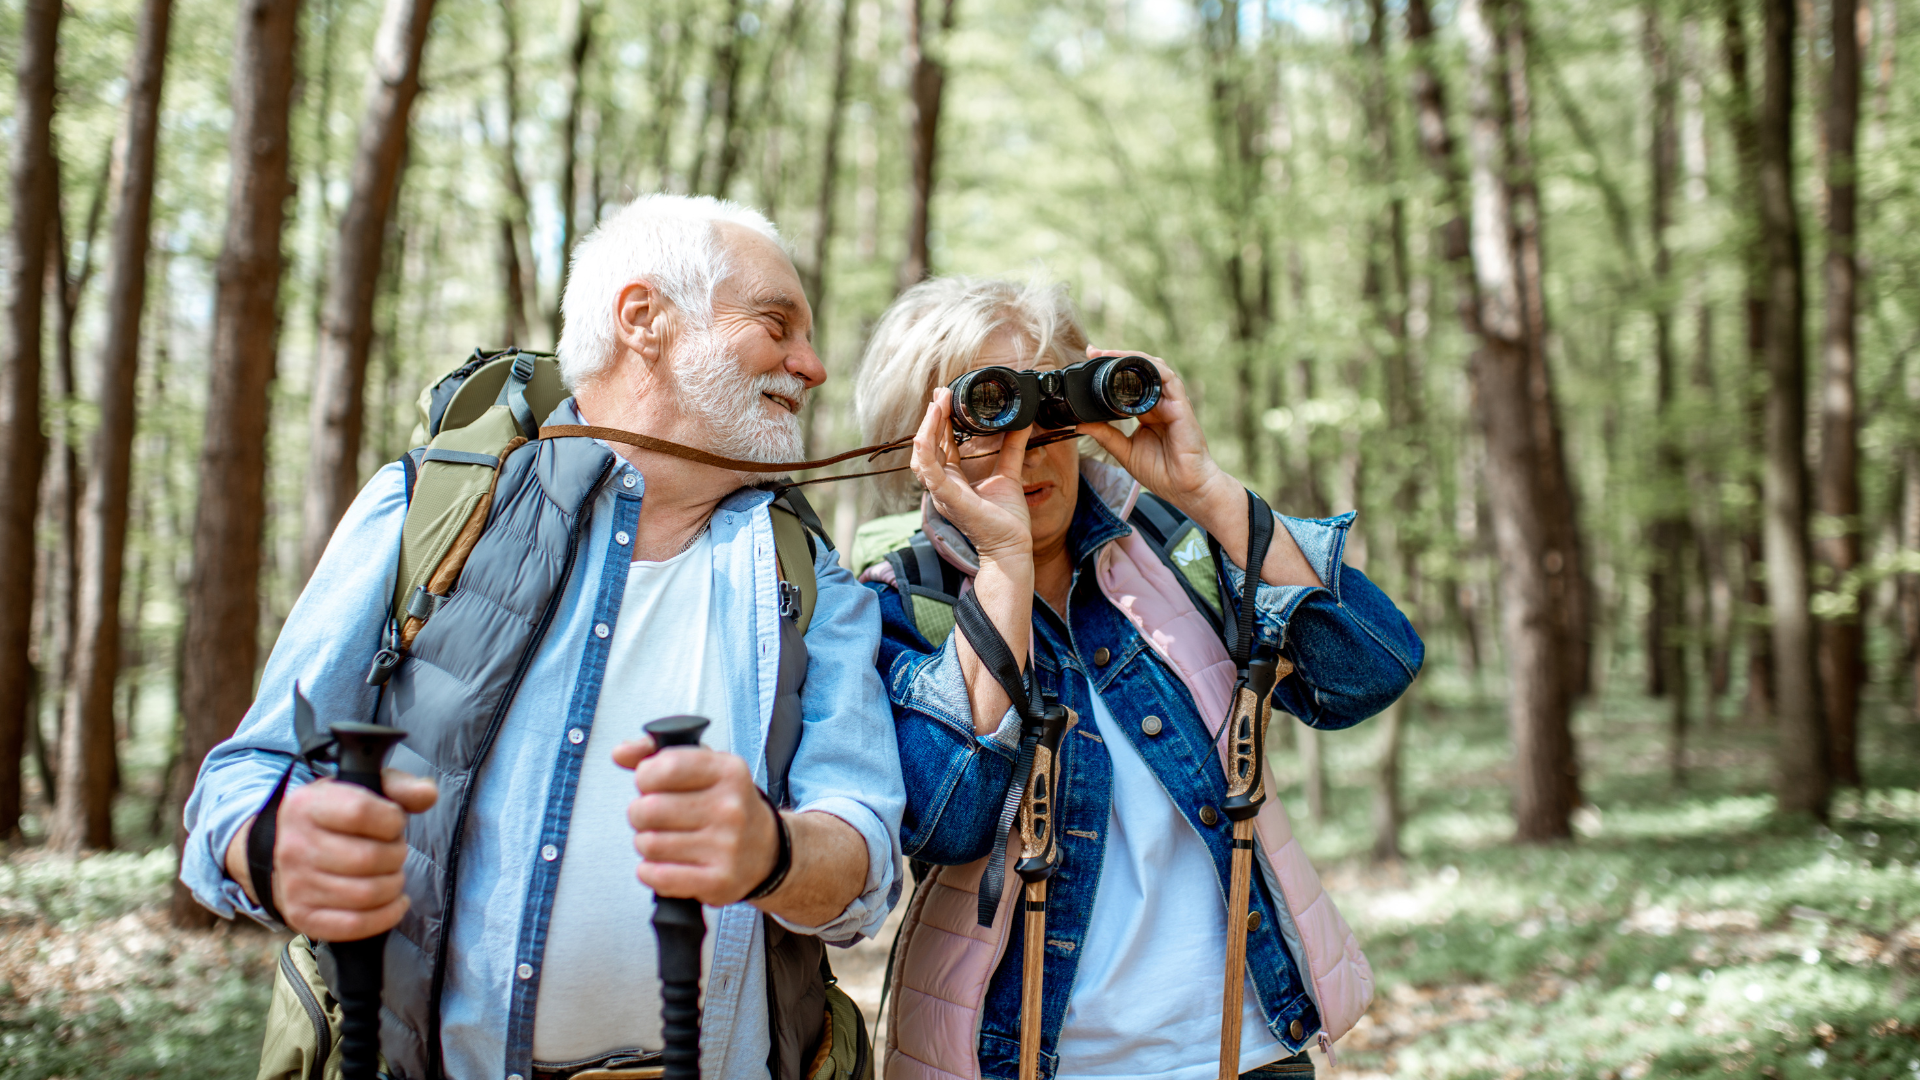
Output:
[
  {"xmin": 1140, "ymin": 714, "xmax": 1163, "ymax": 737},
  {"xmin": 1246, "ymin": 909, "xmax": 1263, "ymax": 932},
  {"xmin": 1092, "ymin": 647, "xmax": 1111, "ymax": 666},
  {"xmin": 1289, "ymin": 1019, "xmax": 1304, "ymax": 1040},
  {"xmin": 1200, "ymin": 805, "xmax": 1219, "ymax": 826}
]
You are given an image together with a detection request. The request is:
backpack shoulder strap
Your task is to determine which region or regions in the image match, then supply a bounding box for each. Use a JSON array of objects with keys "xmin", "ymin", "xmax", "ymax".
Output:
[
  {"xmin": 769, "ymin": 501, "xmax": 818, "ymax": 635},
  {"xmin": 1127, "ymin": 491, "xmax": 1228, "ymax": 643},
  {"xmin": 881, "ymin": 532, "xmax": 964, "ymax": 647}
]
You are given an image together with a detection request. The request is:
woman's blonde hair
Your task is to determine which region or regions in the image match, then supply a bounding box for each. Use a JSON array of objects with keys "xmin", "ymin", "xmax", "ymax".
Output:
[{"xmin": 853, "ymin": 276, "xmax": 1089, "ymax": 503}]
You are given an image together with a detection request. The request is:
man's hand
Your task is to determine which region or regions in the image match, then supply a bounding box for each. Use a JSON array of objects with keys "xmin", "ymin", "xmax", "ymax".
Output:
[
  {"xmin": 224, "ymin": 769, "xmax": 438, "ymax": 941},
  {"xmin": 613, "ymin": 736, "xmax": 779, "ymax": 907}
]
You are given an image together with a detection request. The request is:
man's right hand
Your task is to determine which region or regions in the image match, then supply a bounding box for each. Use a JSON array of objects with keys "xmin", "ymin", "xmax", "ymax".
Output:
[{"xmin": 224, "ymin": 769, "xmax": 438, "ymax": 941}]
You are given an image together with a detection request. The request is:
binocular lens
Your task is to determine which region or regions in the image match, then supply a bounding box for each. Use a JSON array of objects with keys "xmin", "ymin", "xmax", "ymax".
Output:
[
  {"xmin": 951, "ymin": 368, "xmax": 1025, "ymax": 434},
  {"xmin": 1094, "ymin": 358, "xmax": 1161, "ymax": 417}
]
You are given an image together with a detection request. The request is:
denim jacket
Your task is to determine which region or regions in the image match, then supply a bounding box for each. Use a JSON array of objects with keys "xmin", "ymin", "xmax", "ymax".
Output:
[{"xmin": 867, "ymin": 465, "xmax": 1421, "ymax": 1079}]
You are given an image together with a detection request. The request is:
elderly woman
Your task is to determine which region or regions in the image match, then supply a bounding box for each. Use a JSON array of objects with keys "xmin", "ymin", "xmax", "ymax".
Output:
[{"xmin": 850, "ymin": 277, "xmax": 1422, "ymax": 1080}]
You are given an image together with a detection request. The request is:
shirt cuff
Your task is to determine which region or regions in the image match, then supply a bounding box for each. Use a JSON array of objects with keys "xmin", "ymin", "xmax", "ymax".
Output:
[
  {"xmin": 770, "ymin": 794, "xmax": 899, "ymax": 944},
  {"xmin": 179, "ymin": 752, "xmax": 312, "ymax": 928}
]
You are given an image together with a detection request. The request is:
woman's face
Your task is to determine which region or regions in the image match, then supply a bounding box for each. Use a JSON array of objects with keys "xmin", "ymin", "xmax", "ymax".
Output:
[{"xmin": 949, "ymin": 332, "xmax": 1082, "ymax": 554}]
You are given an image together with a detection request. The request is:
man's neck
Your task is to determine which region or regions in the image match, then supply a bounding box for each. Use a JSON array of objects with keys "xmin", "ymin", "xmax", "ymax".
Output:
[{"xmin": 576, "ymin": 385, "xmax": 746, "ymax": 562}]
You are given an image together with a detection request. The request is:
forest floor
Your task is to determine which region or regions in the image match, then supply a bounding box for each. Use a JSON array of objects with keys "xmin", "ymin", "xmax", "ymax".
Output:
[{"xmin": 2, "ymin": 670, "xmax": 1918, "ymax": 1079}]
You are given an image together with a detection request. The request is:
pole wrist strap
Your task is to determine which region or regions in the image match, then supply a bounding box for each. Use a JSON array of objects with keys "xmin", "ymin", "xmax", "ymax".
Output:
[
  {"xmin": 742, "ymin": 787, "xmax": 794, "ymax": 902},
  {"xmin": 246, "ymin": 761, "xmax": 299, "ymax": 925},
  {"xmin": 953, "ymin": 588, "xmax": 1045, "ymax": 927}
]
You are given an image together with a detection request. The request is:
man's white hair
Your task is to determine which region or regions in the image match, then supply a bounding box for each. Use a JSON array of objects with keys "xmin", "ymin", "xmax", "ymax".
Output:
[{"xmin": 556, "ymin": 193, "xmax": 782, "ymax": 390}]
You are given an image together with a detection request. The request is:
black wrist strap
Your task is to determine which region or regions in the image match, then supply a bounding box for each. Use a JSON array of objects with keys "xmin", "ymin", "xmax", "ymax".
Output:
[
  {"xmin": 954, "ymin": 588, "xmax": 1045, "ymax": 926},
  {"xmin": 247, "ymin": 761, "xmax": 299, "ymax": 925},
  {"xmin": 1210, "ymin": 491, "xmax": 1276, "ymax": 671},
  {"xmin": 743, "ymin": 787, "xmax": 793, "ymax": 902}
]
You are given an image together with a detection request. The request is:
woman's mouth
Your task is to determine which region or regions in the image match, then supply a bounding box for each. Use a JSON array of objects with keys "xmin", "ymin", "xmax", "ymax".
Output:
[{"xmin": 1024, "ymin": 482, "xmax": 1053, "ymax": 507}]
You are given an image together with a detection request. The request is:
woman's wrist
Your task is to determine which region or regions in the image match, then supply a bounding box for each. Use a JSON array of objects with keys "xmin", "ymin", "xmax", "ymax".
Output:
[{"xmin": 1168, "ymin": 467, "xmax": 1246, "ymax": 538}]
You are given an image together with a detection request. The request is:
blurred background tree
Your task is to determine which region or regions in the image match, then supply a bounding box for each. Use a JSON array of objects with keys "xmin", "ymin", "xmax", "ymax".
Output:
[{"xmin": 1, "ymin": 0, "xmax": 1918, "ymax": 1074}]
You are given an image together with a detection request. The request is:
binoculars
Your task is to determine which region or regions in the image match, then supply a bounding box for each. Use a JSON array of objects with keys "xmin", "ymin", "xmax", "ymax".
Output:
[{"xmin": 947, "ymin": 355, "xmax": 1163, "ymax": 438}]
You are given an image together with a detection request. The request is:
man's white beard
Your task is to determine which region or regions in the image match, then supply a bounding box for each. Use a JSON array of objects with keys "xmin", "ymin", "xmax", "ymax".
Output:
[{"xmin": 672, "ymin": 325, "xmax": 808, "ymax": 464}]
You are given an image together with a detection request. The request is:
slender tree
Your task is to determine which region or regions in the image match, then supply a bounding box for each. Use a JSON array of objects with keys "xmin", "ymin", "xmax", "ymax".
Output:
[
  {"xmin": 1722, "ymin": 0, "xmax": 1775, "ymax": 720},
  {"xmin": 301, "ymin": 0, "xmax": 436, "ymax": 579},
  {"xmin": 802, "ymin": 0, "xmax": 858, "ymax": 308},
  {"xmin": 1362, "ymin": 0, "xmax": 1417, "ymax": 863},
  {"xmin": 172, "ymin": 0, "xmax": 302, "ymax": 926},
  {"xmin": 0, "ymin": 0, "xmax": 64, "ymax": 836},
  {"xmin": 902, "ymin": 0, "xmax": 958, "ymax": 288},
  {"xmin": 552, "ymin": 0, "xmax": 598, "ymax": 336},
  {"xmin": 1753, "ymin": 0, "xmax": 1828, "ymax": 818},
  {"xmin": 1200, "ymin": 0, "xmax": 1275, "ymax": 479},
  {"xmin": 1459, "ymin": 0, "xmax": 1583, "ymax": 841},
  {"xmin": 51, "ymin": 0, "xmax": 175, "ymax": 852},
  {"xmin": 1645, "ymin": 1, "xmax": 1693, "ymax": 784},
  {"xmin": 493, "ymin": 0, "xmax": 536, "ymax": 346},
  {"xmin": 1816, "ymin": 0, "xmax": 1863, "ymax": 787}
]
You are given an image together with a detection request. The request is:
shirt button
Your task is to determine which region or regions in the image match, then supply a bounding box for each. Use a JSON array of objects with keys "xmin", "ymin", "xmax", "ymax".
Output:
[
  {"xmin": 1200, "ymin": 805, "xmax": 1220, "ymax": 827},
  {"xmin": 509, "ymin": 1074, "xmax": 525, "ymax": 1080},
  {"xmin": 622, "ymin": 473, "xmax": 637, "ymax": 489},
  {"xmin": 1093, "ymin": 647, "xmax": 1111, "ymax": 666},
  {"xmin": 1141, "ymin": 715, "xmax": 1163, "ymax": 737},
  {"xmin": 1246, "ymin": 909, "xmax": 1263, "ymax": 932},
  {"xmin": 517, "ymin": 962, "xmax": 533, "ymax": 980},
  {"xmin": 615, "ymin": 530, "xmax": 631, "ymax": 546},
  {"xmin": 541, "ymin": 844, "xmax": 559, "ymax": 861},
  {"xmin": 568, "ymin": 728, "xmax": 585, "ymax": 745},
  {"xmin": 1289, "ymin": 1019, "xmax": 1304, "ymax": 1040},
  {"xmin": 594, "ymin": 622, "xmax": 610, "ymax": 639}
]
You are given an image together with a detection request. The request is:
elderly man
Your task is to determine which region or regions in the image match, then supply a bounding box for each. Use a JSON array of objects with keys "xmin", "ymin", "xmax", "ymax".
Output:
[{"xmin": 182, "ymin": 195, "xmax": 904, "ymax": 1080}]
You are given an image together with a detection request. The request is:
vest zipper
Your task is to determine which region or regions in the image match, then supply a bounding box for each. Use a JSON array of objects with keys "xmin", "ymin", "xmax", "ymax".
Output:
[
  {"xmin": 280, "ymin": 940, "xmax": 334, "ymax": 1080},
  {"xmin": 423, "ymin": 453, "xmax": 614, "ymax": 1079}
]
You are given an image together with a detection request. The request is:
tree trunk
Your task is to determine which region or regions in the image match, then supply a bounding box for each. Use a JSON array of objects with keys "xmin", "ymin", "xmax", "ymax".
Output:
[
  {"xmin": 1722, "ymin": 0, "xmax": 1775, "ymax": 722},
  {"xmin": 51, "ymin": 0, "xmax": 174, "ymax": 852},
  {"xmin": 1646, "ymin": 2, "xmax": 1692, "ymax": 785},
  {"xmin": 1460, "ymin": 0, "xmax": 1582, "ymax": 842},
  {"xmin": 172, "ymin": 0, "xmax": 300, "ymax": 927},
  {"xmin": 552, "ymin": 0, "xmax": 596, "ymax": 337},
  {"xmin": 1364, "ymin": 0, "xmax": 1415, "ymax": 862},
  {"xmin": 1202, "ymin": 0, "xmax": 1274, "ymax": 481},
  {"xmin": 1754, "ymin": 0, "xmax": 1827, "ymax": 819},
  {"xmin": 494, "ymin": 0, "xmax": 535, "ymax": 347},
  {"xmin": 1904, "ymin": 447, "xmax": 1920, "ymax": 720},
  {"xmin": 0, "ymin": 0, "xmax": 63, "ymax": 839},
  {"xmin": 902, "ymin": 0, "xmax": 957, "ymax": 289},
  {"xmin": 802, "ymin": 0, "xmax": 858, "ymax": 309},
  {"xmin": 300, "ymin": 0, "xmax": 435, "ymax": 581},
  {"xmin": 1816, "ymin": 0, "xmax": 1863, "ymax": 788}
]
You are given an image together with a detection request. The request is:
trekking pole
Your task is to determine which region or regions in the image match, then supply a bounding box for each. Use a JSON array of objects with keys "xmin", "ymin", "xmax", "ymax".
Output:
[
  {"xmin": 1014, "ymin": 691, "xmax": 1070, "ymax": 1080},
  {"xmin": 296, "ymin": 688, "xmax": 408, "ymax": 1080},
  {"xmin": 1215, "ymin": 656, "xmax": 1279, "ymax": 1080},
  {"xmin": 645, "ymin": 715, "xmax": 711, "ymax": 1080}
]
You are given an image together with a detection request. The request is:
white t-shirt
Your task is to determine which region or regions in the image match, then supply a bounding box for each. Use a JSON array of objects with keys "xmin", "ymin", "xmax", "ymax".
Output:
[
  {"xmin": 532, "ymin": 531, "xmax": 731, "ymax": 1063},
  {"xmin": 1053, "ymin": 681, "xmax": 1286, "ymax": 1080}
]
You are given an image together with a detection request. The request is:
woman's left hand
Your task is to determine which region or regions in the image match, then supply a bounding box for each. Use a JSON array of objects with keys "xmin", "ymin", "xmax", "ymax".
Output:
[{"xmin": 1075, "ymin": 348, "xmax": 1241, "ymax": 525}]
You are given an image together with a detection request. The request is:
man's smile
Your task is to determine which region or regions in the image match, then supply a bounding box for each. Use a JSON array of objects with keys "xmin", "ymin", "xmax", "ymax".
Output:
[{"xmin": 763, "ymin": 391, "xmax": 802, "ymax": 414}]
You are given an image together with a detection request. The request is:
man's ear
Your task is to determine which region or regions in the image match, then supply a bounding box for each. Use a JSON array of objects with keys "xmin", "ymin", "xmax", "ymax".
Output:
[{"xmin": 614, "ymin": 280, "xmax": 672, "ymax": 365}]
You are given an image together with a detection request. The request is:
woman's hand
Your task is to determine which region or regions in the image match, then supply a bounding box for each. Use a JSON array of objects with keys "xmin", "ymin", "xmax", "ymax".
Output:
[
  {"xmin": 911, "ymin": 388, "xmax": 1035, "ymax": 562},
  {"xmin": 1074, "ymin": 348, "xmax": 1241, "ymax": 526},
  {"xmin": 1076, "ymin": 348, "xmax": 1321, "ymax": 588}
]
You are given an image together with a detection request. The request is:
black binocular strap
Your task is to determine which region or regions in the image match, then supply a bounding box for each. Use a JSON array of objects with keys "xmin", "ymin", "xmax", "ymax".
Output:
[{"xmin": 952, "ymin": 588, "xmax": 1045, "ymax": 928}]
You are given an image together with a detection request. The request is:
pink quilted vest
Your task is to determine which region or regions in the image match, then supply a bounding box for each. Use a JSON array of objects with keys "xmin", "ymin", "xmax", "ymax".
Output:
[{"xmin": 864, "ymin": 462, "xmax": 1374, "ymax": 1080}]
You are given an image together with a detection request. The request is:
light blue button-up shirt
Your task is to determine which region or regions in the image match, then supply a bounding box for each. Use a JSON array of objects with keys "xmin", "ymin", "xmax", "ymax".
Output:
[{"xmin": 182, "ymin": 433, "xmax": 906, "ymax": 1080}]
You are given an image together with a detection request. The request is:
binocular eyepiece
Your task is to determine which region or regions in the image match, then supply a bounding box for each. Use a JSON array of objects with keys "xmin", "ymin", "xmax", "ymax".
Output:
[{"xmin": 947, "ymin": 355, "xmax": 1163, "ymax": 438}]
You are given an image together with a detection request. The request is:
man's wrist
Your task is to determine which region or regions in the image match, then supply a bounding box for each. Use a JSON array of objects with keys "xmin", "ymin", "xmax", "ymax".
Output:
[{"xmin": 743, "ymin": 789, "xmax": 792, "ymax": 902}]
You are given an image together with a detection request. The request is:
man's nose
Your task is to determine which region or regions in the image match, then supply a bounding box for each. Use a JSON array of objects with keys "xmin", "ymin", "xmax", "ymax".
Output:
[{"xmin": 787, "ymin": 338, "xmax": 827, "ymax": 388}]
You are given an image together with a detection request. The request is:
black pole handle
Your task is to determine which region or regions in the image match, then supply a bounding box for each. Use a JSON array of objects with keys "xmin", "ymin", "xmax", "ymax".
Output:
[
  {"xmin": 645, "ymin": 715, "xmax": 710, "ymax": 1080},
  {"xmin": 323, "ymin": 719, "xmax": 408, "ymax": 1080}
]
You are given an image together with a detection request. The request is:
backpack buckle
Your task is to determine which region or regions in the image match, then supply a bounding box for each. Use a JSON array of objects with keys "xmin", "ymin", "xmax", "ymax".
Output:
[{"xmin": 777, "ymin": 580, "xmax": 801, "ymax": 622}]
